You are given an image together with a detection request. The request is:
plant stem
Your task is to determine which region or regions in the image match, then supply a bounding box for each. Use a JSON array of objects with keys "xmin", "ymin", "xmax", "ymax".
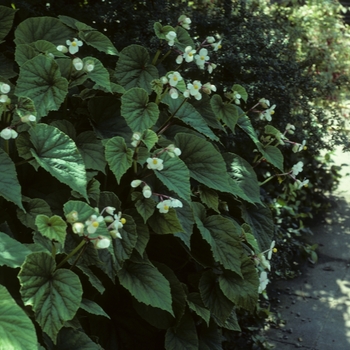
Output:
[
  {"xmin": 151, "ymin": 49, "xmax": 162, "ymax": 65},
  {"xmin": 55, "ymin": 238, "xmax": 87, "ymax": 270}
]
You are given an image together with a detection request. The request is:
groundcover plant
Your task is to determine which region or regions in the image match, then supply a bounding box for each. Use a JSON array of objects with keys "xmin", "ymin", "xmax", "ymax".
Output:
[{"xmin": 0, "ymin": 6, "xmax": 309, "ymax": 349}]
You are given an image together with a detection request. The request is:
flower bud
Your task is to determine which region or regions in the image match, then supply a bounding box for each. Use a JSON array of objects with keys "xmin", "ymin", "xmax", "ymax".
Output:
[
  {"xmin": 142, "ymin": 185, "xmax": 152, "ymax": 198},
  {"xmin": 72, "ymin": 222, "xmax": 84, "ymax": 234},
  {"xmin": 57, "ymin": 45, "xmax": 68, "ymax": 53},
  {"xmin": 110, "ymin": 230, "xmax": 122, "ymax": 239},
  {"xmin": 73, "ymin": 57, "xmax": 83, "ymax": 71},
  {"xmin": 131, "ymin": 179, "xmax": 142, "ymax": 188},
  {"xmin": 21, "ymin": 114, "xmax": 36, "ymax": 123},
  {"xmin": 95, "ymin": 236, "xmax": 111, "ymax": 249},
  {"xmin": 66, "ymin": 210, "xmax": 79, "ymax": 224},
  {"xmin": 0, "ymin": 82, "xmax": 10, "ymax": 94}
]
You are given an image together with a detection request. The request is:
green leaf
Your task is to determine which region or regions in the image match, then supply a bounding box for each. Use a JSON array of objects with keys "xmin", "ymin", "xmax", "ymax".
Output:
[
  {"xmin": 132, "ymin": 192, "xmax": 156, "ymax": 223},
  {"xmin": 18, "ymin": 252, "xmax": 83, "ymax": 343},
  {"xmin": 0, "ymin": 231, "xmax": 31, "ymax": 268},
  {"xmin": 29, "ymin": 124, "xmax": 87, "ymax": 199},
  {"xmin": 76, "ymin": 265, "xmax": 105, "ymax": 294},
  {"xmin": 16, "ymin": 132, "xmax": 40, "ymax": 170},
  {"xmin": 259, "ymin": 144, "xmax": 284, "ymax": 172},
  {"xmin": 232, "ymin": 84, "xmax": 248, "ymax": 102},
  {"xmin": 242, "ymin": 223, "xmax": 260, "ymax": 254},
  {"xmin": 198, "ymin": 321, "xmax": 223, "ymax": 350},
  {"xmin": 15, "ymin": 55, "xmax": 68, "ymax": 118},
  {"xmin": 213, "ymin": 309, "xmax": 241, "ymax": 331},
  {"xmin": 148, "ymin": 208, "xmax": 183, "ymax": 234},
  {"xmin": 117, "ymin": 260, "xmax": 174, "ymax": 316},
  {"xmin": 187, "ymin": 293, "xmax": 210, "ymax": 327},
  {"xmin": 165, "ymin": 311, "xmax": 199, "ymax": 350},
  {"xmin": 223, "ymin": 153, "xmax": 262, "ymax": 204},
  {"xmin": 79, "ymin": 30, "xmax": 119, "ymax": 56},
  {"xmin": 105, "ymin": 136, "xmax": 133, "ymax": 184},
  {"xmin": 154, "ymin": 156, "xmax": 191, "ymax": 203},
  {"xmin": 174, "ymin": 26, "xmax": 195, "ymax": 51},
  {"xmin": 175, "ymin": 133, "xmax": 231, "ymax": 193},
  {"xmin": 241, "ymin": 203, "xmax": 274, "ymax": 251},
  {"xmin": 0, "ymin": 284, "xmax": 37, "ymax": 350},
  {"xmin": 198, "ymin": 185, "xmax": 219, "ymax": 213},
  {"xmin": 83, "ymin": 56, "xmax": 112, "ymax": 92},
  {"xmin": 115, "ymin": 44, "xmax": 158, "ymax": 94},
  {"xmin": 199, "ymin": 270, "xmax": 234, "ymax": 324},
  {"xmin": 126, "ymin": 209, "xmax": 150, "ymax": 256},
  {"xmin": 0, "ymin": 148, "xmax": 24, "ymax": 210},
  {"xmin": 58, "ymin": 15, "xmax": 95, "ymax": 31},
  {"xmin": 153, "ymin": 22, "xmax": 175, "ymax": 40},
  {"xmin": 35, "ymin": 215, "xmax": 67, "ymax": 245},
  {"xmin": 55, "ymin": 327, "xmax": 102, "ymax": 350},
  {"xmin": 142, "ymin": 129, "xmax": 158, "ymax": 151},
  {"xmin": 0, "ymin": 5, "xmax": 17, "ymax": 42},
  {"xmin": 14, "ymin": 16, "xmax": 75, "ymax": 45},
  {"xmin": 174, "ymin": 200, "xmax": 194, "ymax": 249},
  {"xmin": 16, "ymin": 96, "xmax": 37, "ymax": 120},
  {"xmin": 121, "ymin": 87, "xmax": 159, "ymax": 132},
  {"xmin": 193, "ymin": 204, "xmax": 243, "ymax": 276},
  {"xmin": 80, "ymin": 298, "xmax": 110, "ymax": 319},
  {"xmin": 163, "ymin": 94, "xmax": 219, "ymax": 141},
  {"xmin": 76, "ymin": 131, "xmax": 107, "ymax": 174},
  {"xmin": 210, "ymin": 94, "xmax": 239, "ymax": 133},
  {"xmin": 218, "ymin": 257, "xmax": 259, "ymax": 312}
]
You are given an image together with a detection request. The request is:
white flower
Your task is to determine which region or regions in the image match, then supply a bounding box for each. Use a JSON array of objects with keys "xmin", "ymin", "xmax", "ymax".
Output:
[
  {"xmin": 142, "ymin": 185, "xmax": 152, "ymax": 198},
  {"xmin": 21, "ymin": 114, "xmax": 36, "ymax": 123},
  {"xmin": 233, "ymin": 91, "xmax": 241, "ymax": 105},
  {"xmin": 84, "ymin": 60, "xmax": 95, "ymax": 72},
  {"xmin": 85, "ymin": 214, "xmax": 104, "ymax": 234},
  {"xmin": 195, "ymin": 48, "xmax": 209, "ymax": 68},
  {"xmin": 258, "ymin": 271, "xmax": 269, "ymax": 293},
  {"xmin": 0, "ymin": 128, "xmax": 17, "ymax": 140},
  {"xmin": 267, "ymin": 240, "xmax": 275, "ymax": 260},
  {"xmin": 187, "ymin": 80, "xmax": 202, "ymax": 100},
  {"xmin": 95, "ymin": 236, "xmax": 111, "ymax": 249},
  {"xmin": 166, "ymin": 144, "xmax": 181, "ymax": 157},
  {"xmin": 211, "ymin": 40, "xmax": 222, "ymax": 51},
  {"xmin": 259, "ymin": 254, "xmax": 271, "ymax": 271},
  {"xmin": 56, "ymin": 45, "xmax": 68, "ymax": 53},
  {"xmin": 105, "ymin": 206, "xmax": 116, "ymax": 216},
  {"xmin": 291, "ymin": 161, "xmax": 304, "ymax": 176},
  {"xmin": 0, "ymin": 95, "xmax": 9, "ymax": 103},
  {"xmin": 165, "ymin": 31, "xmax": 177, "ymax": 46},
  {"xmin": 66, "ymin": 38, "xmax": 83, "ymax": 54},
  {"xmin": 169, "ymin": 88, "xmax": 179, "ymax": 99},
  {"xmin": 202, "ymin": 83, "xmax": 217, "ymax": 94},
  {"xmin": 207, "ymin": 62, "xmax": 217, "ymax": 74},
  {"xmin": 183, "ymin": 89, "xmax": 190, "ymax": 98},
  {"xmin": 259, "ymin": 98, "xmax": 270, "ymax": 108},
  {"xmin": 73, "ymin": 57, "xmax": 83, "ymax": 71},
  {"xmin": 206, "ymin": 36, "xmax": 216, "ymax": 44},
  {"xmin": 131, "ymin": 132, "xmax": 142, "ymax": 147},
  {"xmin": 260, "ymin": 104, "xmax": 276, "ymax": 122},
  {"xmin": 147, "ymin": 157, "xmax": 164, "ymax": 171},
  {"xmin": 0, "ymin": 83, "xmax": 10, "ymax": 94},
  {"xmin": 157, "ymin": 199, "xmax": 172, "ymax": 213},
  {"xmin": 176, "ymin": 55, "xmax": 183, "ymax": 64},
  {"xmin": 178, "ymin": 15, "xmax": 191, "ymax": 30},
  {"xmin": 296, "ymin": 178, "xmax": 309, "ymax": 189},
  {"xmin": 168, "ymin": 72, "xmax": 183, "ymax": 87},
  {"xmin": 109, "ymin": 212, "xmax": 126, "ymax": 239},
  {"xmin": 285, "ymin": 123, "xmax": 295, "ymax": 134},
  {"xmin": 183, "ymin": 46, "xmax": 196, "ymax": 63},
  {"xmin": 72, "ymin": 222, "xmax": 85, "ymax": 234},
  {"xmin": 131, "ymin": 179, "xmax": 142, "ymax": 188},
  {"xmin": 170, "ymin": 198, "xmax": 183, "ymax": 208}
]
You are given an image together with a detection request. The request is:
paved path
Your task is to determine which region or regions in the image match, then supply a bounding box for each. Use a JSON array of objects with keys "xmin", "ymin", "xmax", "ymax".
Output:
[{"xmin": 265, "ymin": 146, "xmax": 350, "ymax": 349}]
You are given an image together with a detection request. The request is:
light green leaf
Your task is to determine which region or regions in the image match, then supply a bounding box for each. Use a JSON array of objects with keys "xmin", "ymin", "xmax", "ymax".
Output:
[
  {"xmin": 15, "ymin": 96, "xmax": 37, "ymax": 120},
  {"xmin": 187, "ymin": 293, "xmax": 210, "ymax": 327},
  {"xmin": 142, "ymin": 129, "xmax": 158, "ymax": 151},
  {"xmin": 29, "ymin": 124, "xmax": 87, "ymax": 199},
  {"xmin": 232, "ymin": 84, "xmax": 248, "ymax": 102},
  {"xmin": 115, "ymin": 44, "xmax": 158, "ymax": 94},
  {"xmin": 56, "ymin": 327, "xmax": 102, "ymax": 350},
  {"xmin": 118, "ymin": 260, "xmax": 174, "ymax": 315},
  {"xmin": 241, "ymin": 203, "xmax": 274, "ymax": 251},
  {"xmin": 18, "ymin": 252, "xmax": 83, "ymax": 344},
  {"xmin": 15, "ymin": 55, "xmax": 68, "ymax": 118},
  {"xmin": 79, "ymin": 30, "xmax": 118, "ymax": 56},
  {"xmin": 165, "ymin": 311, "xmax": 198, "ymax": 350},
  {"xmin": 76, "ymin": 131, "xmax": 106, "ymax": 174},
  {"xmin": 105, "ymin": 136, "xmax": 133, "ymax": 184},
  {"xmin": 154, "ymin": 156, "xmax": 191, "ymax": 203},
  {"xmin": 0, "ymin": 231, "xmax": 31, "ymax": 268},
  {"xmin": 223, "ymin": 153, "xmax": 262, "ymax": 204},
  {"xmin": 17, "ymin": 198, "xmax": 52, "ymax": 230},
  {"xmin": 0, "ymin": 5, "xmax": 17, "ymax": 42},
  {"xmin": 193, "ymin": 203, "xmax": 243, "ymax": 276},
  {"xmin": 242, "ymin": 223, "xmax": 260, "ymax": 254},
  {"xmin": 210, "ymin": 94, "xmax": 239, "ymax": 133},
  {"xmin": 80, "ymin": 298, "xmax": 110, "ymax": 319},
  {"xmin": 14, "ymin": 16, "xmax": 75, "ymax": 45},
  {"xmin": 219, "ymin": 257, "xmax": 259, "ymax": 312},
  {"xmin": 163, "ymin": 94, "xmax": 219, "ymax": 141},
  {"xmin": 175, "ymin": 133, "xmax": 230, "ymax": 192},
  {"xmin": 0, "ymin": 284, "xmax": 37, "ymax": 350},
  {"xmin": 121, "ymin": 87, "xmax": 159, "ymax": 132},
  {"xmin": 148, "ymin": 208, "xmax": 183, "ymax": 235},
  {"xmin": 35, "ymin": 215, "xmax": 67, "ymax": 245},
  {"xmin": 0, "ymin": 148, "xmax": 24, "ymax": 210},
  {"xmin": 199, "ymin": 270, "xmax": 234, "ymax": 324}
]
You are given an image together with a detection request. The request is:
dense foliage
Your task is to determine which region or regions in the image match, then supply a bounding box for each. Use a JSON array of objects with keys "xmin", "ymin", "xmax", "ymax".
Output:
[{"xmin": 0, "ymin": 1, "xmax": 349, "ymax": 349}]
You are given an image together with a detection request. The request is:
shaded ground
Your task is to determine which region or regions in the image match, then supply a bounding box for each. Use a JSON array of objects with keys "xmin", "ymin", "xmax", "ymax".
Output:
[{"xmin": 265, "ymin": 147, "xmax": 350, "ymax": 349}]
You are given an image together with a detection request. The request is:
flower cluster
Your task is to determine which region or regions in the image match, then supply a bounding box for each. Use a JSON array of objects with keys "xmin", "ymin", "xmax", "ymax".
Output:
[
  {"xmin": 0, "ymin": 82, "xmax": 10, "ymax": 104},
  {"xmin": 0, "ymin": 128, "xmax": 18, "ymax": 140}
]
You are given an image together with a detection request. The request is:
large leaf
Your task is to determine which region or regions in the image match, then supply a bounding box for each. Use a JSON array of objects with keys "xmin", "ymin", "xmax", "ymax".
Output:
[
  {"xmin": 193, "ymin": 203, "xmax": 243, "ymax": 276},
  {"xmin": 0, "ymin": 231, "xmax": 31, "ymax": 268},
  {"xmin": 117, "ymin": 260, "xmax": 174, "ymax": 316},
  {"xmin": 115, "ymin": 44, "xmax": 158, "ymax": 93},
  {"xmin": 18, "ymin": 252, "xmax": 83, "ymax": 343},
  {"xmin": 83, "ymin": 56, "xmax": 111, "ymax": 92},
  {"xmin": 198, "ymin": 321, "xmax": 223, "ymax": 350},
  {"xmin": 79, "ymin": 30, "xmax": 119, "ymax": 56},
  {"xmin": 210, "ymin": 94, "xmax": 239, "ymax": 133},
  {"xmin": 147, "ymin": 208, "xmax": 184, "ymax": 234},
  {"xmin": 0, "ymin": 5, "xmax": 17, "ymax": 42},
  {"xmin": 154, "ymin": 155, "xmax": 191, "ymax": 203},
  {"xmin": 175, "ymin": 133, "xmax": 231, "ymax": 193},
  {"xmin": 132, "ymin": 192, "xmax": 156, "ymax": 223},
  {"xmin": 0, "ymin": 285, "xmax": 37, "ymax": 350},
  {"xmin": 29, "ymin": 124, "xmax": 87, "ymax": 199},
  {"xmin": 14, "ymin": 16, "xmax": 75, "ymax": 45},
  {"xmin": 0, "ymin": 148, "xmax": 24, "ymax": 210},
  {"xmin": 241, "ymin": 203, "xmax": 274, "ymax": 251},
  {"xmin": 56, "ymin": 327, "xmax": 102, "ymax": 350},
  {"xmin": 105, "ymin": 136, "xmax": 133, "ymax": 183},
  {"xmin": 163, "ymin": 94, "xmax": 219, "ymax": 141},
  {"xmin": 218, "ymin": 257, "xmax": 259, "ymax": 312},
  {"xmin": 35, "ymin": 214, "xmax": 67, "ymax": 245},
  {"xmin": 15, "ymin": 55, "xmax": 68, "ymax": 118},
  {"xmin": 121, "ymin": 87, "xmax": 159, "ymax": 132},
  {"xmin": 223, "ymin": 153, "xmax": 262, "ymax": 204}
]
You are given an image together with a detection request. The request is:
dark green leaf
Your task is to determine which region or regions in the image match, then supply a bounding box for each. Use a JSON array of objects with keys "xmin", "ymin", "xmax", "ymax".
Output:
[
  {"xmin": 80, "ymin": 298, "xmax": 110, "ymax": 319},
  {"xmin": 148, "ymin": 208, "xmax": 184, "ymax": 234}
]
